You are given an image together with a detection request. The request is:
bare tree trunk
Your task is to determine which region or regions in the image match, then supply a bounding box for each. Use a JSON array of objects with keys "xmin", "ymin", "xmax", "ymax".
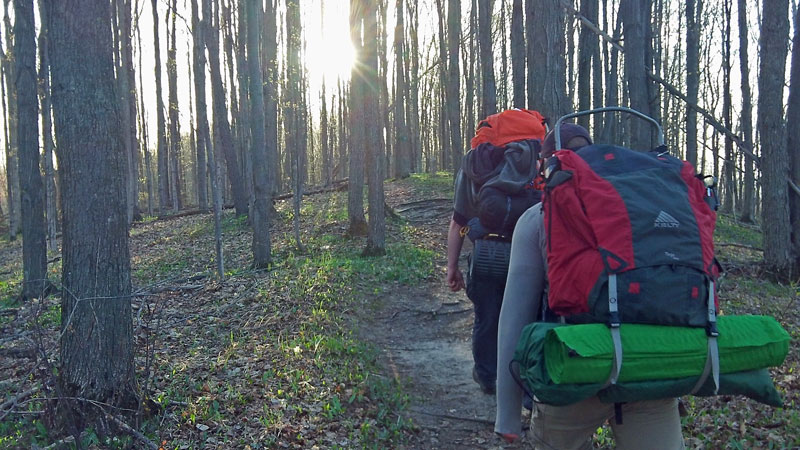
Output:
[
  {"xmin": 204, "ymin": 0, "xmax": 248, "ymax": 216},
  {"xmin": 2, "ymin": 0, "xmax": 20, "ymax": 240},
  {"xmin": 720, "ymin": 0, "xmax": 734, "ymax": 214},
  {"xmin": 151, "ymin": 0, "xmax": 170, "ymax": 213},
  {"xmin": 236, "ymin": 0, "xmax": 253, "ymax": 210},
  {"xmin": 577, "ymin": 0, "xmax": 598, "ymax": 130},
  {"xmin": 620, "ymin": 0, "xmax": 652, "ymax": 150},
  {"xmin": 338, "ymin": 79, "xmax": 348, "ymax": 178},
  {"xmin": 394, "ymin": 0, "xmax": 411, "ymax": 178},
  {"xmin": 348, "ymin": 0, "xmax": 367, "ymax": 236},
  {"xmin": 529, "ymin": 0, "xmax": 568, "ymax": 120},
  {"xmin": 14, "ymin": 0, "xmax": 46, "ymax": 300},
  {"xmin": 264, "ymin": 0, "xmax": 279, "ymax": 196},
  {"xmin": 478, "ymin": 0, "xmax": 496, "ymax": 118},
  {"xmin": 510, "ymin": 0, "xmax": 524, "ymax": 108},
  {"xmin": 117, "ymin": 0, "xmax": 139, "ymax": 223},
  {"xmin": 136, "ymin": 20, "xmax": 155, "ymax": 217},
  {"xmin": 466, "ymin": 0, "xmax": 477, "ymax": 145},
  {"xmin": 408, "ymin": 0, "xmax": 421, "ymax": 170},
  {"xmin": 286, "ymin": 0, "xmax": 305, "ymax": 249},
  {"xmin": 685, "ymin": 0, "xmax": 702, "ymax": 166},
  {"xmin": 37, "ymin": 0, "xmax": 57, "ymax": 251},
  {"xmin": 524, "ymin": 0, "xmax": 534, "ymax": 110},
  {"xmin": 737, "ymin": 0, "xmax": 755, "ymax": 223},
  {"xmin": 787, "ymin": 4, "xmax": 800, "ymax": 268},
  {"xmin": 167, "ymin": 0, "xmax": 182, "ymax": 212},
  {"xmin": 447, "ymin": 0, "xmax": 462, "ymax": 174},
  {"xmin": 46, "ymin": 0, "xmax": 136, "ymax": 411},
  {"xmin": 321, "ymin": 82, "xmax": 331, "ymax": 184},
  {"xmin": 590, "ymin": 0, "xmax": 603, "ymax": 133},
  {"xmin": 758, "ymin": 0, "xmax": 792, "ymax": 278},
  {"xmin": 246, "ymin": 0, "xmax": 271, "ymax": 268},
  {"xmin": 435, "ymin": 0, "xmax": 449, "ymax": 169},
  {"xmin": 600, "ymin": 4, "xmax": 621, "ymax": 143},
  {"xmin": 191, "ymin": 0, "xmax": 208, "ymax": 210},
  {"xmin": 363, "ymin": 0, "xmax": 385, "ymax": 256}
]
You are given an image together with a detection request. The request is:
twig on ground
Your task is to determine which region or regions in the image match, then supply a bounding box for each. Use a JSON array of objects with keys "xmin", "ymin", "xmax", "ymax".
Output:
[
  {"xmin": 147, "ymin": 284, "xmax": 204, "ymax": 294},
  {"xmin": 107, "ymin": 413, "xmax": 159, "ymax": 450},
  {"xmin": 408, "ymin": 408, "xmax": 495, "ymax": 426},
  {"xmin": 0, "ymin": 386, "xmax": 40, "ymax": 421}
]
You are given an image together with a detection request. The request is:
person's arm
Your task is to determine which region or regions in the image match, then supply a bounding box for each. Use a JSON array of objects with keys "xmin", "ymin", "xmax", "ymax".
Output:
[
  {"xmin": 495, "ymin": 204, "xmax": 546, "ymax": 438},
  {"xmin": 446, "ymin": 218, "xmax": 466, "ymax": 292}
]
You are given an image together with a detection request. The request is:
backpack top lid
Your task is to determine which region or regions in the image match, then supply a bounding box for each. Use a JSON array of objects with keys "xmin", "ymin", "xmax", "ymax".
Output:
[{"xmin": 470, "ymin": 109, "xmax": 547, "ymax": 149}]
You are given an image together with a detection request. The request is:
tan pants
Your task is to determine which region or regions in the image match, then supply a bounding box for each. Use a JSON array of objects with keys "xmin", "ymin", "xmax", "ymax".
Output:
[{"xmin": 531, "ymin": 397, "xmax": 685, "ymax": 450}]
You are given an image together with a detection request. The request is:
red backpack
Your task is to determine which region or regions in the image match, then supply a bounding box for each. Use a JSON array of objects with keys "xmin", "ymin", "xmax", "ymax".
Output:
[
  {"xmin": 470, "ymin": 109, "xmax": 547, "ymax": 149},
  {"xmin": 542, "ymin": 144, "xmax": 719, "ymax": 328}
]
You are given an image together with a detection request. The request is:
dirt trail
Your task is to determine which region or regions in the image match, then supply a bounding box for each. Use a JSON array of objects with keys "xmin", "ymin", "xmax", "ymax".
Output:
[{"xmin": 362, "ymin": 188, "xmax": 529, "ymax": 449}]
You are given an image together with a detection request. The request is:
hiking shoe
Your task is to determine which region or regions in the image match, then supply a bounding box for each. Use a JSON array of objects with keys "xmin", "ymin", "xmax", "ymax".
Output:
[{"xmin": 472, "ymin": 367, "xmax": 496, "ymax": 395}]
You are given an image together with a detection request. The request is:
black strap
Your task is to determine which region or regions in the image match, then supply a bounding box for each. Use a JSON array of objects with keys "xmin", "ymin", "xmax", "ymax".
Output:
[
  {"xmin": 509, "ymin": 360, "xmax": 534, "ymax": 399},
  {"xmin": 614, "ymin": 402, "xmax": 624, "ymax": 425}
]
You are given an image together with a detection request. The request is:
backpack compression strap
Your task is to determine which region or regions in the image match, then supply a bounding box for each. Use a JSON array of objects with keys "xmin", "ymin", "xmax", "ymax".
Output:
[
  {"xmin": 690, "ymin": 280, "xmax": 720, "ymax": 395},
  {"xmin": 604, "ymin": 273, "xmax": 623, "ymax": 387}
]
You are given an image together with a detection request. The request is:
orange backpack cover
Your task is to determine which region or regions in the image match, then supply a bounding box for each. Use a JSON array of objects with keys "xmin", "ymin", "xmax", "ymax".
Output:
[{"xmin": 470, "ymin": 109, "xmax": 548, "ymax": 149}]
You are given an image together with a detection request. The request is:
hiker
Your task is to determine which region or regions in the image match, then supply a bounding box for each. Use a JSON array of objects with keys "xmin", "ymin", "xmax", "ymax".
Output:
[
  {"xmin": 446, "ymin": 109, "xmax": 546, "ymax": 395},
  {"xmin": 494, "ymin": 124, "xmax": 686, "ymax": 448}
]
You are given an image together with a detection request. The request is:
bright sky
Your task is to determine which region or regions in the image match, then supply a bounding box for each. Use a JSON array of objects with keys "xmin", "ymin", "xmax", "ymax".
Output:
[{"xmin": 135, "ymin": 0, "xmax": 356, "ymax": 148}]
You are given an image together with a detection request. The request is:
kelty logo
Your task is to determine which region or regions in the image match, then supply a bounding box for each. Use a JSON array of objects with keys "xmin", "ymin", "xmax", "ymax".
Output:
[{"xmin": 654, "ymin": 211, "xmax": 680, "ymax": 228}]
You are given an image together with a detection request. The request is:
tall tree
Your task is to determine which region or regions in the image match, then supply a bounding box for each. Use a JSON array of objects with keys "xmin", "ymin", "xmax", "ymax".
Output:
[
  {"xmin": 477, "ymin": 0, "xmax": 496, "ymax": 118},
  {"xmin": 2, "ymin": 0, "xmax": 20, "ymax": 240},
  {"xmin": 685, "ymin": 0, "xmax": 702, "ymax": 167},
  {"xmin": 236, "ymin": 0, "xmax": 253, "ymax": 207},
  {"xmin": 151, "ymin": 0, "xmax": 170, "ymax": 212},
  {"xmin": 528, "ymin": 0, "xmax": 568, "ymax": 120},
  {"xmin": 620, "ymin": 0, "xmax": 652, "ymax": 150},
  {"xmin": 14, "ymin": 0, "xmax": 46, "ymax": 300},
  {"xmin": 600, "ymin": 4, "xmax": 622, "ymax": 143},
  {"xmin": 286, "ymin": 0, "xmax": 305, "ymax": 249},
  {"xmin": 407, "ymin": 0, "xmax": 421, "ymax": 170},
  {"xmin": 435, "ymin": 0, "xmax": 449, "ymax": 169},
  {"xmin": 321, "ymin": 82, "xmax": 331, "ymax": 184},
  {"xmin": 510, "ymin": 0, "xmax": 524, "ymax": 108},
  {"xmin": 246, "ymin": 0, "xmax": 271, "ymax": 268},
  {"xmin": 394, "ymin": 0, "xmax": 411, "ymax": 178},
  {"xmin": 446, "ymin": 0, "xmax": 462, "ymax": 173},
  {"xmin": 263, "ymin": 0, "xmax": 279, "ymax": 196},
  {"xmin": 363, "ymin": 0, "xmax": 386, "ymax": 255},
  {"xmin": 737, "ymin": 0, "xmax": 755, "ymax": 223},
  {"xmin": 36, "ymin": 0, "xmax": 56, "ymax": 251},
  {"xmin": 191, "ymin": 0, "xmax": 208, "ymax": 210},
  {"xmin": 577, "ymin": 0, "xmax": 599, "ymax": 131},
  {"xmin": 758, "ymin": 0, "xmax": 792, "ymax": 277},
  {"xmin": 204, "ymin": 0, "xmax": 248, "ymax": 216},
  {"xmin": 137, "ymin": 20, "xmax": 155, "ymax": 217},
  {"xmin": 46, "ymin": 0, "xmax": 136, "ymax": 410},
  {"xmin": 118, "ymin": 0, "xmax": 139, "ymax": 223},
  {"xmin": 167, "ymin": 0, "xmax": 182, "ymax": 212},
  {"xmin": 720, "ymin": 0, "xmax": 734, "ymax": 213},
  {"xmin": 787, "ymin": 4, "xmax": 800, "ymax": 268},
  {"xmin": 347, "ymin": 0, "xmax": 367, "ymax": 236}
]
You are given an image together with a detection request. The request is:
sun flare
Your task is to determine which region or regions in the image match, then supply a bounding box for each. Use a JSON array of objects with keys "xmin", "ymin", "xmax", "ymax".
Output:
[{"xmin": 304, "ymin": 2, "xmax": 355, "ymax": 86}]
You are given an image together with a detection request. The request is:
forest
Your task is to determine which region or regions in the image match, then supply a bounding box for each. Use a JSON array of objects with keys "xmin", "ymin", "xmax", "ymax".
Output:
[{"xmin": 0, "ymin": 0, "xmax": 798, "ymax": 447}]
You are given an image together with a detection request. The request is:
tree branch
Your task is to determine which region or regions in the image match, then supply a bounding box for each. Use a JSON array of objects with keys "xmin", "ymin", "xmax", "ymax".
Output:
[
  {"xmin": 107, "ymin": 413, "xmax": 159, "ymax": 450},
  {"xmin": 559, "ymin": 0, "xmax": 761, "ymax": 167}
]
